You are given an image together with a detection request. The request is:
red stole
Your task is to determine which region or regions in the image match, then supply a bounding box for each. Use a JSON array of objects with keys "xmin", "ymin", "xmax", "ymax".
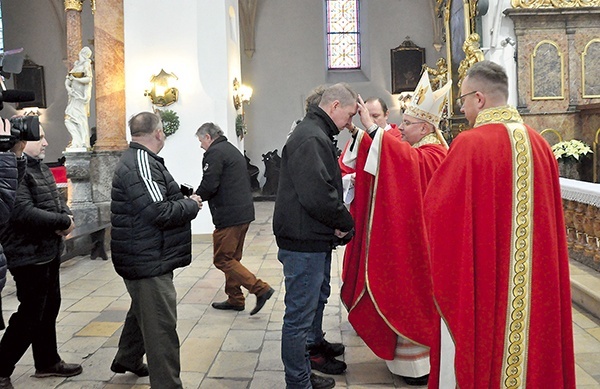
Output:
[{"xmin": 424, "ymin": 123, "xmax": 576, "ymax": 389}]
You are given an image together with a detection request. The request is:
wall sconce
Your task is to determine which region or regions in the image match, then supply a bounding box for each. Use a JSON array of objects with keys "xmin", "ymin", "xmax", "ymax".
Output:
[
  {"xmin": 232, "ymin": 77, "xmax": 253, "ymax": 110},
  {"xmin": 144, "ymin": 69, "xmax": 179, "ymax": 107}
]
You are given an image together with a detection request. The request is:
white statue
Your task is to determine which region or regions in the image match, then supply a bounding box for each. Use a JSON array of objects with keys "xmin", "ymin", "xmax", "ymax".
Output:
[{"xmin": 64, "ymin": 46, "xmax": 93, "ymax": 151}]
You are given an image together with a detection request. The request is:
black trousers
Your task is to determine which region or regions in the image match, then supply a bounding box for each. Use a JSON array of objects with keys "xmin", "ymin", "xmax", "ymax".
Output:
[{"xmin": 0, "ymin": 256, "xmax": 62, "ymax": 377}]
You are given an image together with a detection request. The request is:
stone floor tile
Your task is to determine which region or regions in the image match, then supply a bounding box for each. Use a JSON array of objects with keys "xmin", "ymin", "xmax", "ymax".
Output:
[
  {"xmin": 248, "ymin": 370, "xmax": 286, "ymax": 389},
  {"xmin": 207, "ymin": 351, "xmax": 259, "ymax": 378},
  {"xmin": 199, "ymin": 377, "xmax": 249, "ymax": 389},
  {"xmin": 60, "ymin": 336, "xmax": 107, "ymax": 355},
  {"xmin": 345, "ymin": 362, "xmax": 395, "ymax": 385},
  {"xmin": 180, "ymin": 337, "xmax": 223, "ymax": 373},
  {"xmin": 76, "ymin": 321, "xmax": 122, "ymax": 337},
  {"xmin": 221, "ymin": 329, "xmax": 265, "ymax": 352},
  {"xmin": 256, "ymin": 340, "xmax": 284, "ymax": 371},
  {"xmin": 58, "ymin": 311, "xmax": 101, "ymax": 326},
  {"xmin": 181, "ymin": 371, "xmax": 204, "ymax": 389}
]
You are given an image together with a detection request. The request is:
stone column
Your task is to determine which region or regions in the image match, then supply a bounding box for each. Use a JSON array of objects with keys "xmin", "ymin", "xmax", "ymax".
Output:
[
  {"xmin": 91, "ymin": 0, "xmax": 127, "ymax": 221},
  {"xmin": 93, "ymin": 0, "xmax": 127, "ymax": 152},
  {"xmin": 64, "ymin": 151, "xmax": 98, "ymax": 225},
  {"xmin": 64, "ymin": 0, "xmax": 83, "ymax": 70}
]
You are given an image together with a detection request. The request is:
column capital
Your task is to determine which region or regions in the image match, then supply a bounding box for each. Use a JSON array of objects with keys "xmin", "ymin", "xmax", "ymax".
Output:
[{"xmin": 65, "ymin": 0, "xmax": 83, "ymax": 12}]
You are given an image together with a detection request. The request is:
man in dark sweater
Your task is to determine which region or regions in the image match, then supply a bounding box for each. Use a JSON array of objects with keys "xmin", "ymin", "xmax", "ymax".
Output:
[
  {"xmin": 273, "ymin": 83, "xmax": 356, "ymax": 389},
  {"xmin": 0, "ymin": 127, "xmax": 82, "ymax": 389},
  {"xmin": 195, "ymin": 122, "xmax": 274, "ymax": 315},
  {"xmin": 110, "ymin": 112, "xmax": 201, "ymax": 389}
]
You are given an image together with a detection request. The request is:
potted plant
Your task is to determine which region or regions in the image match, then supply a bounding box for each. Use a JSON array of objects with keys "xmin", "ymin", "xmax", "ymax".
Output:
[{"xmin": 551, "ymin": 139, "xmax": 593, "ymax": 180}]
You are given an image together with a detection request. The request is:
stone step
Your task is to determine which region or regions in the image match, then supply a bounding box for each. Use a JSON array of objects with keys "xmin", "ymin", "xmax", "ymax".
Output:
[{"xmin": 570, "ymin": 260, "xmax": 600, "ymax": 320}]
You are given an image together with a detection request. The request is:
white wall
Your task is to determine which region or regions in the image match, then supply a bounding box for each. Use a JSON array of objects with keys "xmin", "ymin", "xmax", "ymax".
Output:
[
  {"xmin": 124, "ymin": 0, "xmax": 241, "ymax": 234},
  {"xmin": 242, "ymin": 0, "xmax": 442, "ymax": 184}
]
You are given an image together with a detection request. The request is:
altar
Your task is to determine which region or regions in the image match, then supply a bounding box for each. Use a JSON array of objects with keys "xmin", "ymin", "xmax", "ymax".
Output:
[{"xmin": 561, "ymin": 177, "xmax": 600, "ymax": 272}]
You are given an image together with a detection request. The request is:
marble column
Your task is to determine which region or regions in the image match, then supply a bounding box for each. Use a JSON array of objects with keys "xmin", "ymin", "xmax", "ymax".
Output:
[
  {"xmin": 92, "ymin": 0, "xmax": 127, "ymax": 152},
  {"xmin": 91, "ymin": 0, "xmax": 127, "ymax": 221},
  {"xmin": 64, "ymin": 0, "xmax": 83, "ymax": 70}
]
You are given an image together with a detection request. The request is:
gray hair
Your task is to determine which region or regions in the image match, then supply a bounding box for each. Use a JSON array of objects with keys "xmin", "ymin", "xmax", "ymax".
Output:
[
  {"xmin": 196, "ymin": 122, "xmax": 224, "ymax": 138},
  {"xmin": 129, "ymin": 112, "xmax": 162, "ymax": 136},
  {"xmin": 319, "ymin": 83, "xmax": 358, "ymax": 108},
  {"xmin": 466, "ymin": 60, "xmax": 509, "ymax": 101},
  {"xmin": 305, "ymin": 85, "xmax": 326, "ymax": 113}
]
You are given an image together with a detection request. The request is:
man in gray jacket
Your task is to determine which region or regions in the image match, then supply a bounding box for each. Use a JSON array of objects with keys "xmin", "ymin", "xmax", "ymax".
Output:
[{"xmin": 195, "ymin": 122, "xmax": 274, "ymax": 315}]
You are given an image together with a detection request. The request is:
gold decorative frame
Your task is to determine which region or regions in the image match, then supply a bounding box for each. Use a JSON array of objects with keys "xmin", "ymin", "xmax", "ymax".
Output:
[
  {"xmin": 582, "ymin": 38, "xmax": 600, "ymax": 99},
  {"xmin": 512, "ymin": 0, "xmax": 600, "ymax": 8},
  {"xmin": 531, "ymin": 40, "xmax": 565, "ymax": 100},
  {"xmin": 441, "ymin": 0, "xmax": 474, "ymax": 115}
]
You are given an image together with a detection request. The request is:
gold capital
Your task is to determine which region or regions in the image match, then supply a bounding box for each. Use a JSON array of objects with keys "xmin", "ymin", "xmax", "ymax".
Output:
[
  {"xmin": 64, "ymin": 0, "xmax": 83, "ymax": 12},
  {"xmin": 512, "ymin": 0, "xmax": 600, "ymax": 7}
]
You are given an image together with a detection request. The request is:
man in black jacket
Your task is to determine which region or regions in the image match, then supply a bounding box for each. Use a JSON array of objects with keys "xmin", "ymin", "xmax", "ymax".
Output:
[
  {"xmin": 0, "ymin": 117, "xmax": 27, "ymax": 332},
  {"xmin": 0, "ymin": 127, "xmax": 82, "ymax": 389},
  {"xmin": 195, "ymin": 122, "xmax": 274, "ymax": 315},
  {"xmin": 110, "ymin": 112, "xmax": 201, "ymax": 389},
  {"xmin": 273, "ymin": 83, "xmax": 356, "ymax": 389}
]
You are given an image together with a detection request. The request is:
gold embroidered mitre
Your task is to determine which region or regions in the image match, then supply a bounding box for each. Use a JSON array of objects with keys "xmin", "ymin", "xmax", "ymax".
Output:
[{"xmin": 404, "ymin": 70, "xmax": 452, "ymax": 129}]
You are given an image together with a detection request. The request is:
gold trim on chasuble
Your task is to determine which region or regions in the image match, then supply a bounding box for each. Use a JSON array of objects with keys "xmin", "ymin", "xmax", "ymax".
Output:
[
  {"xmin": 501, "ymin": 122, "xmax": 534, "ymax": 389},
  {"xmin": 412, "ymin": 133, "xmax": 441, "ymax": 148},
  {"xmin": 359, "ymin": 130, "xmax": 428, "ymax": 348}
]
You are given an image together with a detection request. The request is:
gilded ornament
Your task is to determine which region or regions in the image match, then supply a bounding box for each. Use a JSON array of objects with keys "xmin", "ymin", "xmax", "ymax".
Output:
[
  {"xmin": 512, "ymin": 0, "xmax": 600, "ymax": 7},
  {"xmin": 64, "ymin": 0, "xmax": 83, "ymax": 11},
  {"xmin": 458, "ymin": 33, "xmax": 485, "ymax": 89},
  {"xmin": 474, "ymin": 106, "xmax": 523, "ymax": 128}
]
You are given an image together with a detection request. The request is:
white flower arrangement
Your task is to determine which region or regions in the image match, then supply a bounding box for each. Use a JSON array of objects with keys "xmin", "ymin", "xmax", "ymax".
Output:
[{"xmin": 551, "ymin": 139, "xmax": 593, "ymax": 161}]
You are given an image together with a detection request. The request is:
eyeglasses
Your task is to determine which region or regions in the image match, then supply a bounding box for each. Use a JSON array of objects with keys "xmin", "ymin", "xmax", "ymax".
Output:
[
  {"xmin": 455, "ymin": 90, "xmax": 478, "ymax": 108},
  {"xmin": 401, "ymin": 120, "xmax": 426, "ymax": 127}
]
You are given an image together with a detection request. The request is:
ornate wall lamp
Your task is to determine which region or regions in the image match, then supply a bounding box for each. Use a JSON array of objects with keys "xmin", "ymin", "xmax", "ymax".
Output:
[
  {"xmin": 232, "ymin": 77, "xmax": 253, "ymax": 110},
  {"xmin": 145, "ymin": 69, "xmax": 179, "ymax": 107}
]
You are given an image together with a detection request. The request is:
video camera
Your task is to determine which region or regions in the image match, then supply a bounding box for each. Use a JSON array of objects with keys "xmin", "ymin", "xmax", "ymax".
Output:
[{"xmin": 0, "ymin": 49, "xmax": 41, "ymax": 152}]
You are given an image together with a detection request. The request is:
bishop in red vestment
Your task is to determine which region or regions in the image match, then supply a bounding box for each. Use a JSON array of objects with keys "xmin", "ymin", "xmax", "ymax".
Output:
[
  {"xmin": 424, "ymin": 61, "xmax": 576, "ymax": 389},
  {"xmin": 341, "ymin": 73, "xmax": 451, "ymax": 386}
]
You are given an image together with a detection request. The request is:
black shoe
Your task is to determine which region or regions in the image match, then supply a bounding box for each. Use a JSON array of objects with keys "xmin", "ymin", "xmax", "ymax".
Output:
[
  {"xmin": 212, "ymin": 301, "xmax": 245, "ymax": 311},
  {"xmin": 403, "ymin": 374, "xmax": 429, "ymax": 386},
  {"xmin": 310, "ymin": 354, "xmax": 347, "ymax": 375},
  {"xmin": 34, "ymin": 360, "xmax": 83, "ymax": 378},
  {"xmin": 250, "ymin": 287, "xmax": 274, "ymax": 315},
  {"xmin": 310, "ymin": 373, "xmax": 335, "ymax": 389},
  {"xmin": 0, "ymin": 377, "xmax": 13, "ymax": 389},
  {"xmin": 110, "ymin": 359, "xmax": 149, "ymax": 377},
  {"xmin": 310, "ymin": 339, "xmax": 345, "ymax": 358}
]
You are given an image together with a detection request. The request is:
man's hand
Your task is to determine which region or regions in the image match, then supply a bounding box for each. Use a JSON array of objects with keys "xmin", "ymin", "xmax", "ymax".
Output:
[
  {"xmin": 10, "ymin": 141, "xmax": 27, "ymax": 157},
  {"xmin": 56, "ymin": 215, "xmax": 75, "ymax": 236},
  {"xmin": 334, "ymin": 229, "xmax": 349, "ymax": 238},
  {"xmin": 189, "ymin": 194, "xmax": 203, "ymax": 210},
  {"xmin": 357, "ymin": 95, "xmax": 375, "ymax": 130}
]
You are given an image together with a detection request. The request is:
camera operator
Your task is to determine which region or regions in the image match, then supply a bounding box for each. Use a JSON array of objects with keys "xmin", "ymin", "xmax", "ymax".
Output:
[
  {"xmin": 0, "ymin": 116, "xmax": 27, "ymax": 331},
  {"xmin": 0, "ymin": 124, "xmax": 83, "ymax": 389}
]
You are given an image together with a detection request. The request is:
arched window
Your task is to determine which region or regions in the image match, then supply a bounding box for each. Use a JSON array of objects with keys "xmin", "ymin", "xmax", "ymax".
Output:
[{"xmin": 326, "ymin": 0, "xmax": 360, "ymax": 70}]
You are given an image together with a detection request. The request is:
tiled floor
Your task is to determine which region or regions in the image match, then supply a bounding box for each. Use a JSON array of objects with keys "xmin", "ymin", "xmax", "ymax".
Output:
[{"xmin": 0, "ymin": 201, "xmax": 599, "ymax": 388}]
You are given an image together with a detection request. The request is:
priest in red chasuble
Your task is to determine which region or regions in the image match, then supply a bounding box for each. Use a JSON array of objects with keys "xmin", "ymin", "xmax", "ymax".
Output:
[
  {"xmin": 424, "ymin": 61, "xmax": 576, "ymax": 389},
  {"xmin": 340, "ymin": 71, "xmax": 451, "ymax": 386}
]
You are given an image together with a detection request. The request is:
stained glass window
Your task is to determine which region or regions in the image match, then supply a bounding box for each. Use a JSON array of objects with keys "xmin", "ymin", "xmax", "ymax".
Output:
[{"xmin": 326, "ymin": 0, "xmax": 360, "ymax": 70}]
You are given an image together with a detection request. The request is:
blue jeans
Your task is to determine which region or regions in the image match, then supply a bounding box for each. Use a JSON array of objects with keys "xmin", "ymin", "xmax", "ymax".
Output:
[{"xmin": 278, "ymin": 249, "xmax": 331, "ymax": 389}]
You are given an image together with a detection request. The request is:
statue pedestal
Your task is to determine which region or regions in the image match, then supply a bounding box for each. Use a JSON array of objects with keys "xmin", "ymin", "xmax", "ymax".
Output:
[{"xmin": 64, "ymin": 150, "xmax": 98, "ymax": 225}]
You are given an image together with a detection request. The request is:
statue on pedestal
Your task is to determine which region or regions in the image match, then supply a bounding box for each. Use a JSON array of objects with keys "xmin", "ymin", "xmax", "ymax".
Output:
[{"xmin": 65, "ymin": 46, "xmax": 93, "ymax": 151}]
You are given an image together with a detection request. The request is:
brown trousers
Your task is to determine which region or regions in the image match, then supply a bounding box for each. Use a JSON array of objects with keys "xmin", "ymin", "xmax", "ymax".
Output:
[{"xmin": 213, "ymin": 223, "xmax": 270, "ymax": 306}]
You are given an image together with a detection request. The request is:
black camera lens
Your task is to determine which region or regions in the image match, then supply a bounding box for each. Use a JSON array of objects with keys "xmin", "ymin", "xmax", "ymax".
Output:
[{"xmin": 9, "ymin": 116, "xmax": 40, "ymax": 141}]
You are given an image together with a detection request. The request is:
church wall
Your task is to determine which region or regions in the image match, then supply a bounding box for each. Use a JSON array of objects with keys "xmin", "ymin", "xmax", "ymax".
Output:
[
  {"xmin": 241, "ymin": 0, "xmax": 442, "ymax": 184},
  {"xmin": 2, "ymin": 0, "xmax": 96, "ymax": 164},
  {"xmin": 124, "ymin": 0, "xmax": 241, "ymax": 234}
]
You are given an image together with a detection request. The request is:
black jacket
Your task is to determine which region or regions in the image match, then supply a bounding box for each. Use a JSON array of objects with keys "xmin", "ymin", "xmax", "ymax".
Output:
[
  {"xmin": 273, "ymin": 105, "xmax": 354, "ymax": 252},
  {"xmin": 111, "ymin": 142, "xmax": 199, "ymax": 280},
  {"xmin": 0, "ymin": 153, "xmax": 23, "ymax": 291},
  {"xmin": 196, "ymin": 136, "xmax": 254, "ymax": 229},
  {"xmin": 1, "ymin": 155, "xmax": 71, "ymax": 269}
]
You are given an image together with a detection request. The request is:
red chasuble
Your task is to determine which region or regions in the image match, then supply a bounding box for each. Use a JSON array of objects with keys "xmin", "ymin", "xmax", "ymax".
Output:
[
  {"xmin": 386, "ymin": 123, "xmax": 402, "ymax": 140},
  {"xmin": 423, "ymin": 107, "xmax": 576, "ymax": 389},
  {"xmin": 341, "ymin": 130, "xmax": 446, "ymax": 360}
]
